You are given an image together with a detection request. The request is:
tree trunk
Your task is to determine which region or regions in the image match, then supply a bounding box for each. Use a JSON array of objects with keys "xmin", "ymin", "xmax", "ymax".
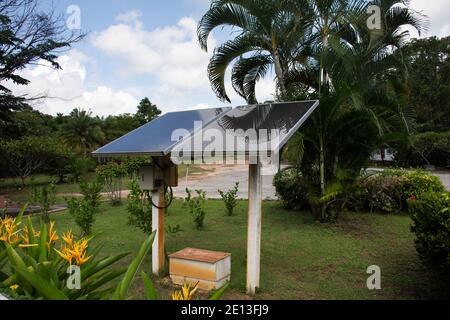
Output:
[
  {"xmin": 20, "ymin": 175, "xmax": 26, "ymax": 188},
  {"xmin": 320, "ymin": 34, "xmax": 329, "ymax": 88},
  {"xmin": 272, "ymin": 47, "xmax": 287, "ymax": 96},
  {"xmin": 319, "ymin": 139, "xmax": 325, "ymax": 197}
]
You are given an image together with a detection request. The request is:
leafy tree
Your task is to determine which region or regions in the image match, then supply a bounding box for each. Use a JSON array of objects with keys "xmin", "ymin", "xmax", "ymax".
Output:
[
  {"xmin": 61, "ymin": 108, "xmax": 105, "ymax": 155},
  {"xmin": 411, "ymin": 132, "xmax": 450, "ymax": 166},
  {"xmin": 67, "ymin": 179, "xmax": 103, "ymax": 237},
  {"xmin": 402, "ymin": 36, "xmax": 450, "ymax": 132},
  {"xmin": 0, "ymin": 0, "xmax": 84, "ymax": 121},
  {"xmin": 96, "ymin": 162, "xmax": 127, "ymax": 206},
  {"xmin": 65, "ymin": 156, "xmax": 96, "ymax": 183},
  {"xmin": 0, "ymin": 107, "xmax": 53, "ymax": 140},
  {"xmin": 0, "ymin": 136, "xmax": 58, "ymax": 186},
  {"xmin": 31, "ymin": 182, "xmax": 56, "ymax": 224},
  {"xmin": 101, "ymin": 114, "xmax": 140, "ymax": 142},
  {"xmin": 198, "ymin": 0, "xmax": 311, "ymax": 102},
  {"xmin": 135, "ymin": 98, "xmax": 161, "ymax": 125}
]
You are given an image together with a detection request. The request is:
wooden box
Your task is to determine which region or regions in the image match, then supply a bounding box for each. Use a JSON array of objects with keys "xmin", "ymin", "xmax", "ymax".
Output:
[{"xmin": 169, "ymin": 248, "xmax": 231, "ymax": 291}]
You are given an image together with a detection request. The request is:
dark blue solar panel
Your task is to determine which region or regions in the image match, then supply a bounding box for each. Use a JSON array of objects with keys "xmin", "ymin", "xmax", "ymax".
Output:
[
  {"xmin": 92, "ymin": 107, "xmax": 230, "ymax": 157},
  {"xmin": 172, "ymin": 101, "xmax": 319, "ymax": 155}
]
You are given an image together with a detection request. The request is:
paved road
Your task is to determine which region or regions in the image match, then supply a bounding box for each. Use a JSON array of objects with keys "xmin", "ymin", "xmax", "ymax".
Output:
[
  {"xmin": 173, "ymin": 165, "xmax": 450, "ymax": 200},
  {"xmin": 173, "ymin": 165, "xmax": 279, "ymax": 200},
  {"xmin": 433, "ymin": 171, "xmax": 450, "ymax": 191}
]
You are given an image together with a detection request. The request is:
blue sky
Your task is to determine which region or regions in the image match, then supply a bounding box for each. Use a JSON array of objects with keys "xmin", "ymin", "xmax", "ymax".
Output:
[{"xmin": 8, "ymin": 0, "xmax": 450, "ymax": 116}]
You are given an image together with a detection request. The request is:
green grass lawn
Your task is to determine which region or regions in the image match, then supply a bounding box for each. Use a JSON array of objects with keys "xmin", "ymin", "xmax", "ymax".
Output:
[{"xmin": 37, "ymin": 199, "xmax": 439, "ymax": 300}]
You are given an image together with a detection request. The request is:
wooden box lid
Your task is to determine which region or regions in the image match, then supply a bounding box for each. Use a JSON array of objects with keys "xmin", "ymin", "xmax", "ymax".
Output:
[{"xmin": 169, "ymin": 248, "xmax": 231, "ymax": 264}]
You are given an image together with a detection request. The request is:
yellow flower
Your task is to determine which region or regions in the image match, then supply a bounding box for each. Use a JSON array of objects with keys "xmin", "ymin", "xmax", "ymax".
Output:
[
  {"xmin": 55, "ymin": 235, "xmax": 92, "ymax": 266},
  {"xmin": 55, "ymin": 245, "xmax": 74, "ymax": 265},
  {"xmin": 10, "ymin": 284, "xmax": 19, "ymax": 291},
  {"xmin": 62, "ymin": 231, "xmax": 74, "ymax": 246},
  {"xmin": 47, "ymin": 221, "xmax": 59, "ymax": 249},
  {"xmin": 21, "ymin": 225, "xmax": 40, "ymax": 246},
  {"xmin": 0, "ymin": 215, "xmax": 21, "ymax": 244},
  {"xmin": 171, "ymin": 282, "xmax": 199, "ymax": 300}
]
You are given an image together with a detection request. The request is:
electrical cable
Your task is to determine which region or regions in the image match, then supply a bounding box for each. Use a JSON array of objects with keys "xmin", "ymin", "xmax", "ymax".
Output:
[
  {"xmin": 145, "ymin": 157, "xmax": 174, "ymax": 209},
  {"xmin": 145, "ymin": 183, "xmax": 174, "ymax": 210}
]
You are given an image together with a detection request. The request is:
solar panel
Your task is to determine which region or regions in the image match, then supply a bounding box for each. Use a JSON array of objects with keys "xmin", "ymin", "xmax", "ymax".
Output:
[
  {"xmin": 92, "ymin": 107, "xmax": 231, "ymax": 157},
  {"xmin": 171, "ymin": 100, "xmax": 319, "ymax": 159}
]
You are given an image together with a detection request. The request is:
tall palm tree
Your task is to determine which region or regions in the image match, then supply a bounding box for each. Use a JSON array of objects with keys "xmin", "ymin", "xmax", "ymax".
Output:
[
  {"xmin": 199, "ymin": 0, "xmax": 426, "ymax": 103},
  {"xmin": 198, "ymin": 0, "xmax": 312, "ymax": 103},
  {"xmin": 61, "ymin": 108, "xmax": 105, "ymax": 155}
]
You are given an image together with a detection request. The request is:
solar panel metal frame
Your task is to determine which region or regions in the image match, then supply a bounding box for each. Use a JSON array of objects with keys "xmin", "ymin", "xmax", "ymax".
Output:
[
  {"xmin": 92, "ymin": 107, "xmax": 232, "ymax": 158},
  {"xmin": 92, "ymin": 100, "xmax": 319, "ymax": 158}
]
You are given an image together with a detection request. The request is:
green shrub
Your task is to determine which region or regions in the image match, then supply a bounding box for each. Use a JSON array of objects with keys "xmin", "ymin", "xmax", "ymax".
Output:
[
  {"xmin": 96, "ymin": 162, "xmax": 126, "ymax": 206},
  {"xmin": 67, "ymin": 179, "xmax": 103, "ymax": 237},
  {"xmin": 273, "ymin": 168, "xmax": 309, "ymax": 210},
  {"xmin": 66, "ymin": 156, "xmax": 96, "ymax": 183},
  {"xmin": 401, "ymin": 170, "xmax": 445, "ymax": 198},
  {"xmin": 31, "ymin": 182, "xmax": 56, "ymax": 223},
  {"xmin": 358, "ymin": 174, "xmax": 404, "ymax": 213},
  {"xmin": 358, "ymin": 169, "xmax": 445, "ymax": 213},
  {"xmin": 185, "ymin": 188, "xmax": 207, "ymax": 229},
  {"xmin": 218, "ymin": 182, "xmax": 239, "ymax": 216},
  {"xmin": 408, "ymin": 192, "xmax": 450, "ymax": 271},
  {"xmin": 127, "ymin": 179, "xmax": 152, "ymax": 235}
]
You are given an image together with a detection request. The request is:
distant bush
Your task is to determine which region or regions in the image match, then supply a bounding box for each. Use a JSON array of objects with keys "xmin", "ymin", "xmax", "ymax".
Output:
[
  {"xmin": 67, "ymin": 179, "xmax": 103, "ymax": 236},
  {"xmin": 273, "ymin": 168, "xmax": 309, "ymax": 211},
  {"xmin": 96, "ymin": 162, "xmax": 126, "ymax": 206},
  {"xmin": 185, "ymin": 188, "xmax": 207, "ymax": 229},
  {"xmin": 401, "ymin": 169, "xmax": 445, "ymax": 198},
  {"xmin": 394, "ymin": 131, "xmax": 450, "ymax": 167},
  {"xmin": 218, "ymin": 182, "xmax": 239, "ymax": 216},
  {"xmin": 358, "ymin": 174, "xmax": 403, "ymax": 213},
  {"xmin": 127, "ymin": 179, "xmax": 152, "ymax": 235},
  {"xmin": 66, "ymin": 156, "xmax": 96, "ymax": 183},
  {"xmin": 408, "ymin": 192, "xmax": 450, "ymax": 271},
  {"xmin": 31, "ymin": 182, "xmax": 56, "ymax": 223},
  {"xmin": 357, "ymin": 169, "xmax": 445, "ymax": 214}
]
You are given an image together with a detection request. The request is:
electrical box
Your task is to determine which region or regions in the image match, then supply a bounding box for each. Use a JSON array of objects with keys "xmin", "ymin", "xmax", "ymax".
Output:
[
  {"xmin": 138, "ymin": 166, "xmax": 157, "ymax": 191},
  {"xmin": 138, "ymin": 163, "xmax": 178, "ymax": 191}
]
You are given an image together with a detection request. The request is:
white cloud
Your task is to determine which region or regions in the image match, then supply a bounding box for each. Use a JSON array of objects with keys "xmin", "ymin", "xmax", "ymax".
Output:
[
  {"xmin": 409, "ymin": 0, "xmax": 450, "ymax": 38},
  {"xmin": 116, "ymin": 10, "xmax": 142, "ymax": 24},
  {"xmin": 91, "ymin": 14, "xmax": 215, "ymax": 92},
  {"xmin": 6, "ymin": 50, "xmax": 139, "ymax": 116},
  {"xmin": 90, "ymin": 11, "xmax": 277, "ymax": 112}
]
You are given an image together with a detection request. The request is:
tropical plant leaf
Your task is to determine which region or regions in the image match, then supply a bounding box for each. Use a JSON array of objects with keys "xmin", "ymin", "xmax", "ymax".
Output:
[
  {"xmin": 209, "ymin": 283, "xmax": 229, "ymax": 300},
  {"xmin": 12, "ymin": 265, "xmax": 69, "ymax": 300},
  {"xmin": 141, "ymin": 271, "xmax": 158, "ymax": 300},
  {"xmin": 112, "ymin": 232, "xmax": 155, "ymax": 300}
]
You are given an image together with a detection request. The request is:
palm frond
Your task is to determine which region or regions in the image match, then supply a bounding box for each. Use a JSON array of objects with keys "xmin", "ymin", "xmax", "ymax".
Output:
[{"xmin": 231, "ymin": 54, "xmax": 272, "ymax": 104}]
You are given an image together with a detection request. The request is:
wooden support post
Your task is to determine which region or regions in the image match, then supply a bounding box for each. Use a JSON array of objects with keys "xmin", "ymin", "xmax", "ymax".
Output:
[
  {"xmin": 247, "ymin": 163, "xmax": 262, "ymax": 295},
  {"xmin": 152, "ymin": 187, "xmax": 165, "ymax": 275}
]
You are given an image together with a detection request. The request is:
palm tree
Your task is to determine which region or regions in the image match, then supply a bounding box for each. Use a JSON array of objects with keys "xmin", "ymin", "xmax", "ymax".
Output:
[
  {"xmin": 200, "ymin": 0, "xmax": 426, "ymax": 220},
  {"xmin": 198, "ymin": 0, "xmax": 312, "ymax": 103},
  {"xmin": 61, "ymin": 108, "xmax": 105, "ymax": 155},
  {"xmin": 284, "ymin": 0, "xmax": 424, "ymax": 195},
  {"xmin": 199, "ymin": 0, "xmax": 426, "ymax": 103}
]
